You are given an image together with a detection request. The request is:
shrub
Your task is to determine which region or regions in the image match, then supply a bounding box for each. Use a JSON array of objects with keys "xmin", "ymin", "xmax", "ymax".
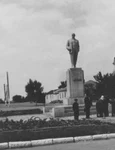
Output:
[
  {"xmin": 0, "ymin": 118, "xmax": 115, "ymax": 142},
  {"xmin": 50, "ymin": 100, "xmax": 63, "ymax": 104},
  {"xmin": 0, "ymin": 117, "xmax": 114, "ymax": 131},
  {"xmin": 0, "ymin": 108, "xmax": 43, "ymax": 117}
]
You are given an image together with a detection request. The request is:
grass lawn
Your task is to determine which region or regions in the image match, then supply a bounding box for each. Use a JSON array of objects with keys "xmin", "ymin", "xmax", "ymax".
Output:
[{"xmin": 0, "ymin": 102, "xmax": 44, "ymax": 111}]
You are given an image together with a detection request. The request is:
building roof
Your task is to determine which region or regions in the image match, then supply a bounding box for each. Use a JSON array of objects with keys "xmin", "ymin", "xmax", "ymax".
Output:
[
  {"xmin": 54, "ymin": 87, "xmax": 67, "ymax": 93},
  {"xmin": 85, "ymin": 80, "xmax": 96, "ymax": 89},
  {"xmin": 46, "ymin": 87, "xmax": 67, "ymax": 95},
  {"xmin": 85, "ymin": 80, "xmax": 96, "ymax": 85},
  {"xmin": 46, "ymin": 89, "xmax": 58, "ymax": 94}
]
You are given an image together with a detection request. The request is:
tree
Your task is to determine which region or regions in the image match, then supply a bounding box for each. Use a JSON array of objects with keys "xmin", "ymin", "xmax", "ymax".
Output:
[
  {"xmin": 58, "ymin": 81, "xmax": 67, "ymax": 89},
  {"xmin": 13, "ymin": 95, "xmax": 25, "ymax": 103},
  {"xmin": 25, "ymin": 79, "xmax": 44, "ymax": 105},
  {"xmin": 0, "ymin": 98, "xmax": 4, "ymax": 104},
  {"xmin": 84, "ymin": 81, "xmax": 97, "ymax": 101},
  {"xmin": 94, "ymin": 72, "xmax": 115, "ymax": 98}
]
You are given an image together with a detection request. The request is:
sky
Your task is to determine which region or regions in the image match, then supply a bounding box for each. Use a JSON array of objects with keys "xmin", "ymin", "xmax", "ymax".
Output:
[{"xmin": 0, "ymin": 0, "xmax": 115, "ymax": 99}]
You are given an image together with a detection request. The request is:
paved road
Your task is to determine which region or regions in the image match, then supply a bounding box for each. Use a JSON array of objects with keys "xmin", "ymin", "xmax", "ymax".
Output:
[{"xmin": 8, "ymin": 139, "xmax": 115, "ymax": 150}]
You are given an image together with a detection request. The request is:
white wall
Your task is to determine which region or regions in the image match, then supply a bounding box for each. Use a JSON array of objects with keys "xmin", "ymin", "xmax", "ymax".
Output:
[{"xmin": 45, "ymin": 91, "xmax": 67, "ymax": 104}]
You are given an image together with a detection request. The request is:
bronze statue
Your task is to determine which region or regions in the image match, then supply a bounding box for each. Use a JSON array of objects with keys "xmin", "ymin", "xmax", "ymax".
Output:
[{"xmin": 66, "ymin": 33, "xmax": 80, "ymax": 68}]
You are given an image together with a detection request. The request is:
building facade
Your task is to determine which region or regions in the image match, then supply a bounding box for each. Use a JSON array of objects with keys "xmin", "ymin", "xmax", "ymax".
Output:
[
  {"xmin": 45, "ymin": 80, "xmax": 97, "ymax": 104},
  {"xmin": 45, "ymin": 88, "xmax": 67, "ymax": 104}
]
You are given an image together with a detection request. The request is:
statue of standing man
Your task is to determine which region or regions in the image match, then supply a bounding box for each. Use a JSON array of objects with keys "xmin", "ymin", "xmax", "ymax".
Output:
[{"xmin": 66, "ymin": 33, "xmax": 80, "ymax": 68}]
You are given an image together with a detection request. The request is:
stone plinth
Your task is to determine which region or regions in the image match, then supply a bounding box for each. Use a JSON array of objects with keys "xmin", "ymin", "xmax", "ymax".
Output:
[
  {"xmin": 65, "ymin": 68, "xmax": 84, "ymax": 105},
  {"xmin": 51, "ymin": 103, "xmax": 97, "ymax": 118}
]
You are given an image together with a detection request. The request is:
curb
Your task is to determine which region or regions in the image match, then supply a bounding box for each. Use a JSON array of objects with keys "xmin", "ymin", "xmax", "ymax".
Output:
[{"xmin": 1, "ymin": 133, "xmax": 115, "ymax": 149}]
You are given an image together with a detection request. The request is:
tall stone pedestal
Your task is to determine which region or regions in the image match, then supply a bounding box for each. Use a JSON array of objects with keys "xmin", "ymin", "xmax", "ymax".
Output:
[
  {"xmin": 65, "ymin": 68, "xmax": 84, "ymax": 105},
  {"xmin": 48, "ymin": 68, "xmax": 85, "ymax": 118}
]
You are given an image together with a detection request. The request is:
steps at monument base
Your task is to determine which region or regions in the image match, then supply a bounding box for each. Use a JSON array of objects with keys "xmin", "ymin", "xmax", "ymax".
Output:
[
  {"xmin": 44, "ymin": 104, "xmax": 62, "ymax": 113},
  {"xmin": 44, "ymin": 104, "xmax": 96, "ymax": 117},
  {"xmin": 63, "ymin": 109, "xmax": 97, "ymax": 117},
  {"xmin": 63, "ymin": 105, "xmax": 96, "ymax": 117},
  {"xmin": 43, "ymin": 102, "xmax": 112, "ymax": 117},
  {"xmin": 45, "ymin": 103, "xmax": 95, "ymax": 111},
  {"xmin": 45, "ymin": 103, "xmax": 111, "ymax": 117}
]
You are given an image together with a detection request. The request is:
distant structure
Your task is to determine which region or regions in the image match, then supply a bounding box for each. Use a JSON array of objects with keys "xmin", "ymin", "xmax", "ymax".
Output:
[
  {"xmin": 113, "ymin": 57, "xmax": 115, "ymax": 75},
  {"xmin": 45, "ymin": 88, "xmax": 66, "ymax": 104},
  {"xmin": 85, "ymin": 80, "xmax": 96, "ymax": 88},
  {"xmin": 4, "ymin": 72, "xmax": 10, "ymax": 107},
  {"xmin": 45, "ymin": 80, "xmax": 96, "ymax": 104}
]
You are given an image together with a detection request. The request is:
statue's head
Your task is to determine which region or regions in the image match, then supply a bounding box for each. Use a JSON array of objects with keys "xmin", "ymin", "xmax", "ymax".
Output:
[{"xmin": 72, "ymin": 33, "xmax": 75, "ymax": 38}]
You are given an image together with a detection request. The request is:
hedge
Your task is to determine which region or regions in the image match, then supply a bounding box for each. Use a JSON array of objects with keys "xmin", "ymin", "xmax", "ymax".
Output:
[
  {"xmin": 0, "ymin": 108, "xmax": 43, "ymax": 117},
  {"xmin": 0, "ymin": 117, "xmax": 113, "ymax": 131},
  {"xmin": 0, "ymin": 124, "xmax": 115, "ymax": 143},
  {"xmin": 0, "ymin": 118, "xmax": 115, "ymax": 142}
]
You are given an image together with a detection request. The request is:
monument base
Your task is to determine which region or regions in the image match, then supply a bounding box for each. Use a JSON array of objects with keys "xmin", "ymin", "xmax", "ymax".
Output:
[
  {"xmin": 51, "ymin": 105, "xmax": 74, "ymax": 117},
  {"xmin": 66, "ymin": 68, "xmax": 84, "ymax": 105},
  {"xmin": 50, "ymin": 104, "xmax": 96, "ymax": 118},
  {"xmin": 67, "ymin": 97, "xmax": 84, "ymax": 105},
  {"xmin": 63, "ymin": 97, "xmax": 84, "ymax": 105}
]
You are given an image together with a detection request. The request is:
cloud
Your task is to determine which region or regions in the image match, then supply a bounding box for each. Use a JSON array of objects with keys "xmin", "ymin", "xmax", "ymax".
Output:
[{"xmin": 0, "ymin": 0, "xmax": 88, "ymax": 34}]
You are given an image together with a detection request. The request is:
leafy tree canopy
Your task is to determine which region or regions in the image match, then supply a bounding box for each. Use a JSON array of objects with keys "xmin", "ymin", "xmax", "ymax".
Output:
[
  {"xmin": 25, "ymin": 79, "xmax": 45, "ymax": 104},
  {"xmin": 58, "ymin": 81, "xmax": 67, "ymax": 89},
  {"xmin": 13, "ymin": 95, "xmax": 25, "ymax": 103},
  {"xmin": 94, "ymin": 72, "xmax": 115, "ymax": 98}
]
